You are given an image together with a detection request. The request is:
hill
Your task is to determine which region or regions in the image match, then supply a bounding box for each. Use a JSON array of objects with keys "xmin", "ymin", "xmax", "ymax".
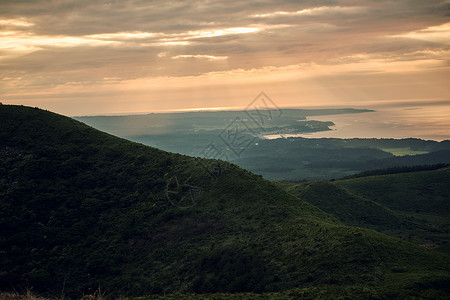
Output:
[
  {"xmin": 232, "ymin": 138, "xmax": 450, "ymax": 180},
  {"xmin": 1, "ymin": 105, "xmax": 449, "ymax": 298},
  {"xmin": 283, "ymin": 167, "xmax": 450, "ymax": 253}
]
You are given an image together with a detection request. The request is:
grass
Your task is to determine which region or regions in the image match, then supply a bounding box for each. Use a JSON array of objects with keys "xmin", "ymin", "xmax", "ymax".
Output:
[
  {"xmin": 281, "ymin": 166, "xmax": 450, "ymax": 253},
  {"xmin": 380, "ymin": 147, "xmax": 429, "ymax": 156},
  {"xmin": 0, "ymin": 291, "xmax": 50, "ymax": 300},
  {"xmin": 0, "ymin": 288, "xmax": 107, "ymax": 300},
  {"xmin": 4, "ymin": 283, "xmax": 450, "ymax": 300}
]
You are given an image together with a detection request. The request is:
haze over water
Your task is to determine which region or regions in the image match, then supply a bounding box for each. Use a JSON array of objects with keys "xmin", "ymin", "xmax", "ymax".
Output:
[{"xmin": 265, "ymin": 101, "xmax": 450, "ymax": 141}]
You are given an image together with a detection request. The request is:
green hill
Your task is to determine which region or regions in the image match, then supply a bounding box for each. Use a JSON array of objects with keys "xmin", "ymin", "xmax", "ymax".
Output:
[
  {"xmin": 336, "ymin": 167, "xmax": 450, "ymax": 215},
  {"xmin": 283, "ymin": 167, "xmax": 450, "ymax": 253},
  {"xmin": 285, "ymin": 181, "xmax": 403, "ymax": 230},
  {"xmin": 1, "ymin": 105, "xmax": 449, "ymax": 299}
]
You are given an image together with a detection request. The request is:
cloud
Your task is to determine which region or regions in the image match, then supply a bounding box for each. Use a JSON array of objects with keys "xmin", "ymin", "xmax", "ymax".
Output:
[
  {"xmin": 0, "ymin": 18, "xmax": 34, "ymax": 27},
  {"xmin": 86, "ymin": 32, "xmax": 159, "ymax": 40},
  {"xmin": 172, "ymin": 55, "xmax": 228, "ymax": 60},
  {"xmin": 252, "ymin": 6, "xmax": 365, "ymax": 18},
  {"xmin": 1, "ymin": 0, "xmax": 449, "ymax": 114},
  {"xmin": 391, "ymin": 22, "xmax": 450, "ymax": 44},
  {"xmin": 0, "ymin": 32, "xmax": 119, "ymax": 55}
]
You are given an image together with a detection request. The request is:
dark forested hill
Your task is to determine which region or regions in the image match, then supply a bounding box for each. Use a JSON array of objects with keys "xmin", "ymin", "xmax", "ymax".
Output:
[{"xmin": 1, "ymin": 105, "xmax": 449, "ymax": 299}]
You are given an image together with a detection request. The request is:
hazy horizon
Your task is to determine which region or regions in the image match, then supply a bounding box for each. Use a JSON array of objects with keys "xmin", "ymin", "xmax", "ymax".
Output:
[{"xmin": 70, "ymin": 99, "xmax": 450, "ymax": 141}]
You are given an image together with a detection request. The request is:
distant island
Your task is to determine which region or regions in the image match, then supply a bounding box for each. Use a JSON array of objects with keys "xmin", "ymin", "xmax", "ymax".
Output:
[{"xmin": 75, "ymin": 108, "xmax": 374, "ymax": 136}]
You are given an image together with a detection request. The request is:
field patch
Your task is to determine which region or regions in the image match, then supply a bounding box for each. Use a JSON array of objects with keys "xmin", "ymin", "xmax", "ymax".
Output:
[{"xmin": 381, "ymin": 147, "xmax": 429, "ymax": 156}]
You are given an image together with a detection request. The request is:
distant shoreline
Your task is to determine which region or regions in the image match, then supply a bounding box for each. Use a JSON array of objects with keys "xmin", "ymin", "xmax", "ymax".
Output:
[{"xmin": 73, "ymin": 107, "xmax": 374, "ymax": 118}]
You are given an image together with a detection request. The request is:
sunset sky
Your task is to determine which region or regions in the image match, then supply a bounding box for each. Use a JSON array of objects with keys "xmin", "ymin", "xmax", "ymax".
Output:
[{"xmin": 1, "ymin": 0, "xmax": 449, "ymax": 116}]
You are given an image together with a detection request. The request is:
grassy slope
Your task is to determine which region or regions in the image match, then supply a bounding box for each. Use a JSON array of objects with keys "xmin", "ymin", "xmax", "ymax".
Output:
[
  {"xmin": 1, "ymin": 105, "xmax": 449, "ymax": 299},
  {"xmin": 285, "ymin": 181, "xmax": 403, "ymax": 230},
  {"xmin": 283, "ymin": 168, "xmax": 450, "ymax": 251},
  {"xmin": 336, "ymin": 167, "xmax": 450, "ymax": 214}
]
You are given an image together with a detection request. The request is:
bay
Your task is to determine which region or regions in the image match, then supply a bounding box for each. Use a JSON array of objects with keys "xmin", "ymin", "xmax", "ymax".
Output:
[{"xmin": 264, "ymin": 101, "xmax": 450, "ymax": 141}]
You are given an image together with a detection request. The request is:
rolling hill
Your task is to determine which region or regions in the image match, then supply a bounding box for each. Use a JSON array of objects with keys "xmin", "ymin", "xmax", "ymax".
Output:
[
  {"xmin": 1, "ymin": 105, "xmax": 449, "ymax": 299},
  {"xmin": 283, "ymin": 167, "xmax": 450, "ymax": 253}
]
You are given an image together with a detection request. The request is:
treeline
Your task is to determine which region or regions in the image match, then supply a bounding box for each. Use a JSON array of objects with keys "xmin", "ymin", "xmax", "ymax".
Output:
[{"xmin": 342, "ymin": 163, "xmax": 450, "ymax": 179}]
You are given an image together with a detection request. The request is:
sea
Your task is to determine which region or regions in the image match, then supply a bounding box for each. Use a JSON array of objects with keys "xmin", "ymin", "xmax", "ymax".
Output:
[{"xmin": 264, "ymin": 101, "xmax": 450, "ymax": 142}]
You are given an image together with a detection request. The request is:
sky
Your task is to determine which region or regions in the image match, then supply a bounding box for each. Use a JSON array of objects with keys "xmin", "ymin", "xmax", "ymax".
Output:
[{"xmin": 1, "ymin": 0, "xmax": 449, "ymax": 116}]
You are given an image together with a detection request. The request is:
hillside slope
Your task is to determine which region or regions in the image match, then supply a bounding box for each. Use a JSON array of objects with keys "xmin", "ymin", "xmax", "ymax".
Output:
[
  {"xmin": 1, "ymin": 105, "xmax": 449, "ymax": 298},
  {"xmin": 285, "ymin": 181, "xmax": 403, "ymax": 230},
  {"xmin": 336, "ymin": 167, "xmax": 450, "ymax": 215},
  {"xmin": 284, "ymin": 168, "xmax": 450, "ymax": 252}
]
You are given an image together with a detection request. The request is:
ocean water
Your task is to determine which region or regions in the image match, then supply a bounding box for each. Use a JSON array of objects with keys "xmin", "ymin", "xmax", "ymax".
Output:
[{"xmin": 265, "ymin": 102, "xmax": 450, "ymax": 141}]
